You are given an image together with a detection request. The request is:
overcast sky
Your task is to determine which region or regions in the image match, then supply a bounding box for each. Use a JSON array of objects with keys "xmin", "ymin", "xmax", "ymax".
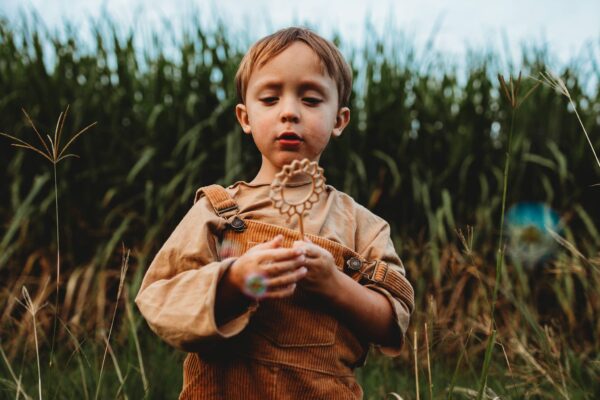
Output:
[{"xmin": 2, "ymin": 0, "xmax": 600, "ymax": 68}]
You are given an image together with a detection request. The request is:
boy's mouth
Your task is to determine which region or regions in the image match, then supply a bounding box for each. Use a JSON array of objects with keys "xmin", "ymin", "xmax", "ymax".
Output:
[{"xmin": 276, "ymin": 132, "xmax": 303, "ymax": 147}]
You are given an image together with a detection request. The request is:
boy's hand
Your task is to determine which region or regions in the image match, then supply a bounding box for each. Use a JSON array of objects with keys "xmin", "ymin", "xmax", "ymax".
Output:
[
  {"xmin": 230, "ymin": 235, "xmax": 307, "ymax": 299},
  {"xmin": 292, "ymin": 239, "xmax": 339, "ymax": 295}
]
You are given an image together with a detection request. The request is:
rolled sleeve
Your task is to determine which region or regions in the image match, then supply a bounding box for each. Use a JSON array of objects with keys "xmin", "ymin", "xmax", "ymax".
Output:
[
  {"xmin": 355, "ymin": 205, "xmax": 414, "ymax": 355},
  {"xmin": 136, "ymin": 258, "xmax": 257, "ymax": 351},
  {"xmin": 365, "ymin": 284, "xmax": 411, "ymax": 356},
  {"xmin": 135, "ymin": 195, "xmax": 255, "ymax": 352}
]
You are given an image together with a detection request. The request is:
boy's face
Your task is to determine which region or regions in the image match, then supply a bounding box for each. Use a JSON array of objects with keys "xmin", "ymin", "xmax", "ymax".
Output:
[{"xmin": 236, "ymin": 42, "xmax": 350, "ymax": 178}]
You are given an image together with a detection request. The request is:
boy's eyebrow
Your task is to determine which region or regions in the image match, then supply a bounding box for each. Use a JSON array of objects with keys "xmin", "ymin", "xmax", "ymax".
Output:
[
  {"xmin": 297, "ymin": 80, "xmax": 329, "ymax": 95},
  {"xmin": 255, "ymin": 81, "xmax": 283, "ymax": 91},
  {"xmin": 252, "ymin": 79, "xmax": 331, "ymax": 95}
]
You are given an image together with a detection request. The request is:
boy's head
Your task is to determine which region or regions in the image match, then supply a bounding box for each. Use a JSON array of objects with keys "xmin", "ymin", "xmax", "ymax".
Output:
[
  {"xmin": 235, "ymin": 27, "xmax": 352, "ymax": 108},
  {"xmin": 234, "ymin": 27, "xmax": 352, "ymax": 179}
]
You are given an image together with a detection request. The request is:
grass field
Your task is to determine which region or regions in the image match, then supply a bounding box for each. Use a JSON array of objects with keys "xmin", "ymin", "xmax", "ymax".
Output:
[{"xmin": 0, "ymin": 14, "xmax": 599, "ymax": 399}]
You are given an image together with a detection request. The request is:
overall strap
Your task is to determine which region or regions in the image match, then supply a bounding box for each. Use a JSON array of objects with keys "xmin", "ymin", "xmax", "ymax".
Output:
[
  {"xmin": 195, "ymin": 184, "xmax": 239, "ymax": 218},
  {"xmin": 223, "ymin": 219, "xmax": 415, "ymax": 313},
  {"xmin": 368, "ymin": 261, "xmax": 415, "ymax": 313},
  {"xmin": 195, "ymin": 184, "xmax": 415, "ymax": 312}
]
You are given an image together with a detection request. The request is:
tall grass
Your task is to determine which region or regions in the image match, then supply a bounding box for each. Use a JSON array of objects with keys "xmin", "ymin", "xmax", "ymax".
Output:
[
  {"xmin": 0, "ymin": 12, "xmax": 599, "ymax": 399},
  {"xmin": 0, "ymin": 105, "xmax": 95, "ymax": 365}
]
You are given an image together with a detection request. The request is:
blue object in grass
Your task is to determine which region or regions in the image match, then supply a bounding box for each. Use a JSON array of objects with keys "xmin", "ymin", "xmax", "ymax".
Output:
[{"xmin": 505, "ymin": 202, "xmax": 562, "ymax": 269}]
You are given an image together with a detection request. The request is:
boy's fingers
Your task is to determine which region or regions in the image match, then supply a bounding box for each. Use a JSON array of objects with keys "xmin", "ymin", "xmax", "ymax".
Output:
[
  {"xmin": 292, "ymin": 242, "xmax": 322, "ymax": 258},
  {"xmin": 300, "ymin": 256, "xmax": 336, "ymax": 272},
  {"xmin": 259, "ymin": 247, "xmax": 304, "ymax": 263},
  {"xmin": 252, "ymin": 235, "xmax": 284, "ymax": 251},
  {"xmin": 293, "ymin": 240, "xmax": 320, "ymax": 250},
  {"xmin": 262, "ymin": 256, "xmax": 305, "ymax": 276},
  {"xmin": 266, "ymin": 267, "xmax": 307, "ymax": 287},
  {"xmin": 264, "ymin": 283, "xmax": 296, "ymax": 299},
  {"xmin": 269, "ymin": 234, "xmax": 284, "ymax": 244}
]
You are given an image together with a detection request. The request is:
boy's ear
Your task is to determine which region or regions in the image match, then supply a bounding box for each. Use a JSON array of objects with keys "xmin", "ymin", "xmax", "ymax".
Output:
[
  {"xmin": 235, "ymin": 103, "xmax": 252, "ymax": 134},
  {"xmin": 332, "ymin": 107, "xmax": 350, "ymax": 137}
]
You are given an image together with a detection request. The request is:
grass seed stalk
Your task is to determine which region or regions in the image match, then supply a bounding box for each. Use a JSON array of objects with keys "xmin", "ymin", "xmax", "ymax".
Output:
[
  {"xmin": 0, "ymin": 107, "xmax": 96, "ymax": 362},
  {"xmin": 94, "ymin": 247, "xmax": 130, "ymax": 400},
  {"xmin": 478, "ymin": 73, "xmax": 538, "ymax": 400},
  {"xmin": 534, "ymin": 71, "xmax": 600, "ymax": 170},
  {"xmin": 16, "ymin": 286, "xmax": 45, "ymax": 400}
]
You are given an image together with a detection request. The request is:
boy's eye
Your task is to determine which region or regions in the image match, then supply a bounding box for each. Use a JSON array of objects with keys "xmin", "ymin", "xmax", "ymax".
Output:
[
  {"xmin": 303, "ymin": 97, "xmax": 322, "ymax": 105},
  {"xmin": 259, "ymin": 97, "xmax": 278, "ymax": 104}
]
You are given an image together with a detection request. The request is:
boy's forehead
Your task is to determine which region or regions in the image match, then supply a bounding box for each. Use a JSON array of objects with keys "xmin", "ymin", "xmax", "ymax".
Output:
[
  {"xmin": 257, "ymin": 43, "xmax": 327, "ymax": 73},
  {"xmin": 249, "ymin": 43, "xmax": 334, "ymax": 88}
]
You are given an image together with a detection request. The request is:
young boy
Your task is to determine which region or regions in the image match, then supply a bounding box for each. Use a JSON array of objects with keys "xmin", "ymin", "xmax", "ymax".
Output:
[{"xmin": 136, "ymin": 27, "xmax": 414, "ymax": 399}]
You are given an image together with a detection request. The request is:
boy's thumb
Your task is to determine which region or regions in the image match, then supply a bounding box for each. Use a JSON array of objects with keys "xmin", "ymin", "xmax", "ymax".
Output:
[{"xmin": 265, "ymin": 234, "xmax": 284, "ymax": 247}]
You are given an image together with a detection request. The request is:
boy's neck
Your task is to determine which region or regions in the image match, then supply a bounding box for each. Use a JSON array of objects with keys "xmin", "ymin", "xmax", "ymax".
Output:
[
  {"xmin": 249, "ymin": 157, "xmax": 318, "ymax": 186},
  {"xmin": 249, "ymin": 159, "xmax": 279, "ymax": 185}
]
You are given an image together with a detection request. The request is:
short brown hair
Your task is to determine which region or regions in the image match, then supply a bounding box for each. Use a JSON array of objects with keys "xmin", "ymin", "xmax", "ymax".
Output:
[{"xmin": 235, "ymin": 27, "xmax": 353, "ymax": 107}]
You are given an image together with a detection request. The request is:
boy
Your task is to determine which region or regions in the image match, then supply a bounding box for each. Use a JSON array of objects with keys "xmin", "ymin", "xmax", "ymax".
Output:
[{"xmin": 136, "ymin": 27, "xmax": 414, "ymax": 399}]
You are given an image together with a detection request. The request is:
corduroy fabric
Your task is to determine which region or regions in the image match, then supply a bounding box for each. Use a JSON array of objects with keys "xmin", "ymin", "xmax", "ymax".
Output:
[
  {"xmin": 181, "ymin": 354, "xmax": 362, "ymax": 399},
  {"xmin": 177, "ymin": 185, "xmax": 411, "ymax": 399},
  {"xmin": 136, "ymin": 181, "xmax": 415, "ymax": 399},
  {"xmin": 200, "ymin": 185, "xmax": 414, "ymax": 313},
  {"xmin": 199, "ymin": 185, "xmax": 239, "ymax": 216}
]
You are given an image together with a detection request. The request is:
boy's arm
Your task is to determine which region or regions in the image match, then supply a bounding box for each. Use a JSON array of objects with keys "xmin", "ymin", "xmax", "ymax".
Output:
[
  {"xmin": 327, "ymin": 268, "xmax": 409, "ymax": 350},
  {"xmin": 358, "ymin": 227, "xmax": 413, "ymax": 355},
  {"xmin": 294, "ymin": 241, "xmax": 411, "ymax": 354},
  {"xmin": 296, "ymin": 208, "xmax": 413, "ymax": 356},
  {"xmin": 135, "ymin": 197, "xmax": 257, "ymax": 352},
  {"xmin": 354, "ymin": 215, "xmax": 413, "ymax": 356}
]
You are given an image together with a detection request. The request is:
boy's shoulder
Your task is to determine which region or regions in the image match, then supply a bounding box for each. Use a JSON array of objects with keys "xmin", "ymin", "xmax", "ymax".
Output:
[
  {"xmin": 327, "ymin": 185, "xmax": 387, "ymax": 224},
  {"xmin": 321, "ymin": 185, "xmax": 390, "ymax": 230},
  {"xmin": 193, "ymin": 181, "xmax": 388, "ymax": 227}
]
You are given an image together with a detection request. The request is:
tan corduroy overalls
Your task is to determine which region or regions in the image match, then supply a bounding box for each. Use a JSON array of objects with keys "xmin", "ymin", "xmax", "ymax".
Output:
[{"xmin": 176, "ymin": 185, "xmax": 415, "ymax": 399}]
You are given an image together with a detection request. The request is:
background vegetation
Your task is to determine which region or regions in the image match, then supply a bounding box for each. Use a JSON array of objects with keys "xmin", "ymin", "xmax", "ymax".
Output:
[{"xmin": 0, "ymin": 13, "xmax": 599, "ymax": 399}]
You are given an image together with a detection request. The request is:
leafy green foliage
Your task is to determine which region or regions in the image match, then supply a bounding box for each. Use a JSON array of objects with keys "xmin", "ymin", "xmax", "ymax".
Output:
[{"xmin": 0, "ymin": 14, "xmax": 599, "ymax": 399}]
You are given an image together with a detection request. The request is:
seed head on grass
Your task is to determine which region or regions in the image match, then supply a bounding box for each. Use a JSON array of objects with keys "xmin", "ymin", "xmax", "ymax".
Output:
[
  {"xmin": 0, "ymin": 105, "xmax": 96, "ymax": 363},
  {"xmin": 0, "ymin": 105, "xmax": 97, "ymax": 164},
  {"xmin": 491, "ymin": 72, "xmax": 540, "ymax": 314},
  {"xmin": 533, "ymin": 70, "xmax": 600, "ymax": 169},
  {"xmin": 476, "ymin": 73, "xmax": 540, "ymax": 400},
  {"xmin": 498, "ymin": 72, "xmax": 540, "ymax": 110},
  {"xmin": 456, "ymin": 225, "xmax": 474, "ymax": 257}
]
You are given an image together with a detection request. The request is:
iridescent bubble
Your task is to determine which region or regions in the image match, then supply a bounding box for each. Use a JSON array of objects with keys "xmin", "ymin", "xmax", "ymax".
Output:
[
  {"xmin": 243, "ymin": 273, "xmax": 267, "ymax": 299},
  {"xmin": 505, "ymin": 202, "xmax": 562, "ymax": 269},
  {"xmin": 219, "ymin": 239, "xmax": 235, "ymax": 260}
]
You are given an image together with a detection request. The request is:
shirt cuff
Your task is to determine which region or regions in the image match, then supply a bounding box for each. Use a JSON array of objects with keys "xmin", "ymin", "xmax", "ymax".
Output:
[
  {"xmin": 365, "ymin": 284, "xmax": 411, "ymax": 357},
  {"xmin": 213, "ymin": 258, "xmax": 259, "ymax": 338}
]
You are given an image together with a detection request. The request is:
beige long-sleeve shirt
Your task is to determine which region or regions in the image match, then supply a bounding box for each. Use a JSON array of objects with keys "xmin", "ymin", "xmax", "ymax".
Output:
[{"xmin": 135, "ymin": 181, "xmax": 413, "ymax": 399}]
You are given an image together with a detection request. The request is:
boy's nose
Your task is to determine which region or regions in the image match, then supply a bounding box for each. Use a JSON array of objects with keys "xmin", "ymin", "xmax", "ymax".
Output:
[{"xmin": 279, "ymin": 99, "xmax": 300, "ymax": 123}]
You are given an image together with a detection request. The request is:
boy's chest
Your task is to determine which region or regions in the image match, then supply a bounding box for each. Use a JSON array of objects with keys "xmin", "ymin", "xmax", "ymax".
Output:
[{"xmin": 233, "ymin": 190, "xmax": 357, "ymax": 249}]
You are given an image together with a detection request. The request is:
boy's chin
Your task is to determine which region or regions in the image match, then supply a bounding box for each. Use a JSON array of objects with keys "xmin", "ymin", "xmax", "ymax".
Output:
[{"xmin": 274, "ymin": 156, "xmax": 316, "ymax": 169}]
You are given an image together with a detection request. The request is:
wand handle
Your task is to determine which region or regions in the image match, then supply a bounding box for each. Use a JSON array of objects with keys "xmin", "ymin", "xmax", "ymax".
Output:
[{"xmin": 298, "ymin": 214, "xmax": 305, "ymax": 240}]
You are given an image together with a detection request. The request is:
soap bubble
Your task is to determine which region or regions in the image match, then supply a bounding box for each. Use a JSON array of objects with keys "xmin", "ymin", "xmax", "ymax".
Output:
[
  {"xmin": 505, "ymin": 202, "xmax": 562, "ymax": 269},
  {"xmin": 219, "ymin": 239, "xmax": 236, "ymax": 260},
  {"xmin": 243, "ymin": 273, "xmax": 268, "ymax": 299}
]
